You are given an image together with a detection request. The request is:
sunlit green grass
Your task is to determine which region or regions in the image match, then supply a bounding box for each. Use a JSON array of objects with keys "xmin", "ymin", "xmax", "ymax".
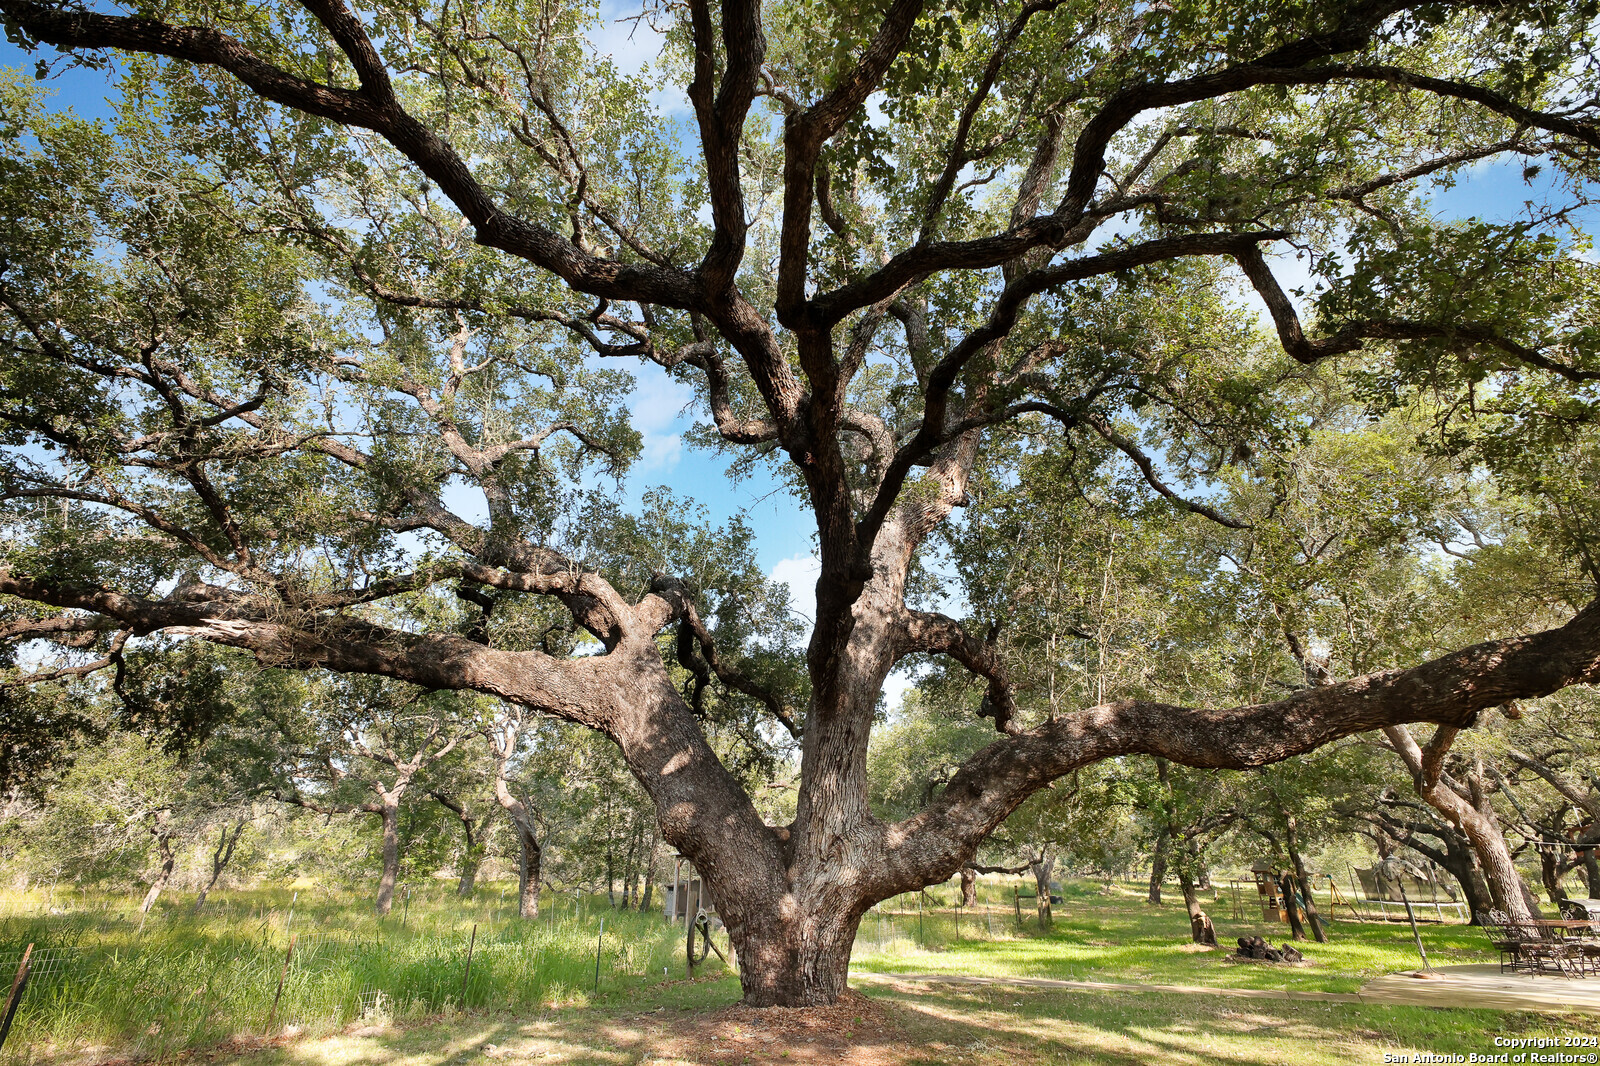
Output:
[
  {"xmin": 851, "ymin": 877, "xmax": 1490, "ymax": 993},
  {"xmin": 0, "ymin": 876, "xmax": 1511, "ymax": 1064},
  {"xmin": 0, "ymin": 883, "xmax": 724, "ymax": 1063}
]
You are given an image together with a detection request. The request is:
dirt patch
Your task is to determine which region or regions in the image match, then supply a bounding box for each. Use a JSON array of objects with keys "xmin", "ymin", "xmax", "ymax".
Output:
[{"xmin": 651, "ymin": 990, "xmax": 915, "ymax": 1065}]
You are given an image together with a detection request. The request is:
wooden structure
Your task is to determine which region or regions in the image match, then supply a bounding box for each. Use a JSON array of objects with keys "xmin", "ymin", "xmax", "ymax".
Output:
[
  {"xmin": 664, "ymin": 857, "xmax": 717, "ymax": 924},
  {"xmin": 1249, "ymin": 861, "xmax": 1286, "ymax": 923},
  {"xmin": 1324, "ymin": 874, "xmax": 1361, "ymax": 919}
]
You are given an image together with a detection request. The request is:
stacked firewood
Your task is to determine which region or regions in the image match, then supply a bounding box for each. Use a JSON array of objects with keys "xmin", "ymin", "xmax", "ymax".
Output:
[{"xmin": 1234, "ymin": 936, "xmax": 1304, "ymax": 963}]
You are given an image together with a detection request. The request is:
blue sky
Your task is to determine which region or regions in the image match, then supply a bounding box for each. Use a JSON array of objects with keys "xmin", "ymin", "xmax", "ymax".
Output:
[{"xmin": 1, "ymin": 10, "xmax": 1584, "ymax": 650}]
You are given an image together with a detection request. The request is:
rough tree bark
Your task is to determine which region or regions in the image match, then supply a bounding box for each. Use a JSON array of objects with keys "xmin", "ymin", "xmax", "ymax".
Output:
[
  {"xmin": 5, "ymin": 0, "xmax": 1600, "ymax": 1007},
  {"xmin": 1385, "ymin": 726, "xmax": 1540, "ymax": 922}
]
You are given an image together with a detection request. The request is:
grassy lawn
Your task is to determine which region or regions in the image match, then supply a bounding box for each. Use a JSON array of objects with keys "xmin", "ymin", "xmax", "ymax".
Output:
[
  {"xmin": 851, "ymin": 879, "xmax": 1484, "ymax": 993},
  {"xmin": 0, "ymin": 878, "xmax": 1562, "ymax": 1065},
  {"xmin": 207, "ymin": 978, "xmax": 1586, "ymax": 1066}
]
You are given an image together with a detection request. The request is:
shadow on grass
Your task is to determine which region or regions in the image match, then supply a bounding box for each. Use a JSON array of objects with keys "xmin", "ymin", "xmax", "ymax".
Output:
[{"xmin": 214, "ymin": 975, "xmax": 1582, "ymax": 1066}]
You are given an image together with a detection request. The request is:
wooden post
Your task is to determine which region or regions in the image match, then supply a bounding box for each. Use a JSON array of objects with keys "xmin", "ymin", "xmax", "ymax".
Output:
[
  {"xmin": 0, "ymin": 944, "xmax": 34, "ymax": 1053},
  {"xmin": 670, "ymin": 859, "xmax": 681, "ymax": 926},
  {"xmin": 461, "ymin": 923, "xmax": 477, "ymax": 1003},
  {"xmin": 269, "ymin": 934, "xmax": 296, "ymax": 1027}
]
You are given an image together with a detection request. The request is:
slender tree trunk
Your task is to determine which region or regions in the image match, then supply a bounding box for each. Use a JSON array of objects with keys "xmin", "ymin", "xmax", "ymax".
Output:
[
  {"xmin": 621, "ymin": 819, "xmax": 641, "ymax": 909},
  {"xmin": 140, "ymin": 818, "xmax": 176, "ymax": 915},
  {"xmin": 1178, "ymin": 870, "xmax": 1215, "ymax": 944},
  {"xmin": 195, "ymin": 818, "xmax": 245, "ymax": 912},
  {"xmin": 1585, "ymin": 850, "xmax": 1600, "ymax": 898},
  {"xmin": 640, "ymin": 824, "xmax": 660, "ymax": 913},
  {"xmin": 1031, "ymin": 850, "xmax": 1054, "ymax": 928},
  {"xmin": 520, "ymin": 817, "xmax": 543, "ymax": 918},
  {"xmin": 604, "ymin": 804, "xmax": 617, "ymax": 907},
  {"xmin": 1148, "ymin": 829, "xmax": 1169, "ymax": 905},
  {"xmin": 376, "ymin": 799, "xmax": 401, "ymax": 916},
  {"xmin": 1283, "ymin": 816, "xmax": 1326, "ymax": 943},
  {"xmin": 1279, "ymin": 872, "xmax": 1308, "ymax": 940},
  {"xmin": 491, "ymin": 788, "xmax": 542, "ymax": 919},
  {"xmin": 960, "ymin": 866, "xmax": 977, "ymax": 908}
]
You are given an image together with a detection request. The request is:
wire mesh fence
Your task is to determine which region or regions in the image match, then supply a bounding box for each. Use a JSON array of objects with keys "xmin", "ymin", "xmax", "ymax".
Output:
[{"xmin": 0, "ymin": 889, "xmax": 705, "ymax": 1064}]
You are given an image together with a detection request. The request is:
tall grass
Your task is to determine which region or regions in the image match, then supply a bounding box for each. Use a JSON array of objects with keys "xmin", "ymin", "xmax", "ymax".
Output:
[{"xmin": 0, "ymin": 884, "xmax": 707, "ymax": 1063}]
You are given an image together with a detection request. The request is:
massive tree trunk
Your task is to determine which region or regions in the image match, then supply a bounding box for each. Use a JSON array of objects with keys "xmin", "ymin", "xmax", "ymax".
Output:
[
  {"xmin": 10, "ymin": 0, "xmax": 1600, "ymax": 1012},
  {"xmin": 960, "ymin": 866, "xmax": 977, "ymax": 908}
]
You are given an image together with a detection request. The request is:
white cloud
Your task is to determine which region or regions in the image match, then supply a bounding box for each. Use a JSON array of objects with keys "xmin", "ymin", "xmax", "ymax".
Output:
[
  {"xmin": 768, "ymin": 553, "xmax": 821, "ymax": 624},
  {"xmin": 881, "ymin": 670, "xmax": 914, "ymax": 715},
  {"xmin": 629, "ymin": 362, "xmax": 693, "ymax": 471},
  {"xmin": 640, "ymin": 432, "xmax": 682, "ymax": 470}
]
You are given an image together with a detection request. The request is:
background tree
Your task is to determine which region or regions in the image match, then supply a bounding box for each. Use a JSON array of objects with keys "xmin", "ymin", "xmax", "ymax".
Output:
[{"xmin": 270, "ymin": 675, "xmax": 472, "ymax": 914}]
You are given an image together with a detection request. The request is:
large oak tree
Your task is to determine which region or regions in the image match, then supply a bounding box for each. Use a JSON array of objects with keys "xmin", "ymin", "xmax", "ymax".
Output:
[{"xmin": 3, "ymin": 0, "xmax": 1600, "ymax": 1005}]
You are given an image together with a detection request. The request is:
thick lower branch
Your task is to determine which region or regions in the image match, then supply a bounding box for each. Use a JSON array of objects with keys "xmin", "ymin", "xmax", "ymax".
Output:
[{"xmin": 884, "ymin": 597, "xmax": 1600, "ymax": 889}]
